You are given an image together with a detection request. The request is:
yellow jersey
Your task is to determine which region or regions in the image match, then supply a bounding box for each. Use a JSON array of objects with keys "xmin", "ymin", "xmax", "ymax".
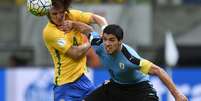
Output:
[{"xmin": 43, "ymin": 9, "xmax": 93, "ymax": 86}]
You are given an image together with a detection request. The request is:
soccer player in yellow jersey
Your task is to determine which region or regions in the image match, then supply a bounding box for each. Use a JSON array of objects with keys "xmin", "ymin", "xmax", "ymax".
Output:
[{"xmin": 43, "ymin": 1, "xmax": 107, "ymax": 101}]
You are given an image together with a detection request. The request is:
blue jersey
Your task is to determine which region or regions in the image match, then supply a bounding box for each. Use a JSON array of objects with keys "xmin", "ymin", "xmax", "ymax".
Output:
[{"xmin": 93, "ymin": 43, "xmax": 149, "ymax": 84}]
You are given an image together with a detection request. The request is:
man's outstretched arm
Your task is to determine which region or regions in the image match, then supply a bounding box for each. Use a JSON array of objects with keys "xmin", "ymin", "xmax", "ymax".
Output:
[{"xmin": 148, "ymin": 63, "xmax": 188, "ymax": 101}]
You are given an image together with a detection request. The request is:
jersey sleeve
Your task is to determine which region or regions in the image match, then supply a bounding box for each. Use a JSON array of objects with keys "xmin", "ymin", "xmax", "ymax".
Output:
[
  {"xmin": 123, "ymin": 44, "xmax": 152, "ymax": 74},
  {"xmin": 124, "ymin": 44, "xmax": 142, "ymax": 59},
  {"xmin": 43, "ymin": 26, "xmax": 72, "ymax": 54},
  {"xmin": 69, "ymin": 9, "xmax": 93, "ymax": 24},
  {"xmin": 139, "ymin": 59, "xmax": 153, "ymax": 74}
]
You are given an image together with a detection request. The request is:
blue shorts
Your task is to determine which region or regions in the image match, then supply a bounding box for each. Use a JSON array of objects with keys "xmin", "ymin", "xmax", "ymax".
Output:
[{"xmin": 54, "ymin": 74, "xmax": 95, "ymax": 101}]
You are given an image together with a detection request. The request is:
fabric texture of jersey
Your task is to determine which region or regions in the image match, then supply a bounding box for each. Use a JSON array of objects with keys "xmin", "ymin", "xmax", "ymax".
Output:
[
  {"xmin": 43, "ymin": 9, "xmax": 93, "ymax": 86},
  {"xmin": 93, "ymin": 43, "xmax": 152, "ymax": 84},
  {"xmin": 66, "ymin": 9, "xmax": 93, "ymax": 24}
]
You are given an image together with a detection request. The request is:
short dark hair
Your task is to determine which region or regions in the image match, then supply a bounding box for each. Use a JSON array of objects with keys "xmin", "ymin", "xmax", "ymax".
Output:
[
  {"xmin": 51, "ymin": 0, "xmax": 65, "ymax": 9},
  {"xmin": 64, "ymin": 0, "xmax": 72, "ymax": 11},
  {"xmin": 51, "ymin": 0, "xmax": 72, "ymax": 12},
  {"xmin": 103, "ymin": 24, "xmax": 124, "ymax": 41}
]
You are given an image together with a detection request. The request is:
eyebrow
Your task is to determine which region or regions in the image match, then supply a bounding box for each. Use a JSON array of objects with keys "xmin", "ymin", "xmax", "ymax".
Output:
[{"xmin": 109, "ymin": 37, "xmax": 116, "ymax": 40}]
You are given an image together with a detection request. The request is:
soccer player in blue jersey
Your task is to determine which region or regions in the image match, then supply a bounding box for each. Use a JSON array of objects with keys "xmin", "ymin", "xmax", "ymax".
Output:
[{"xmin": 84, "ymin": 24, "xmax": 188, "ymax": 101}]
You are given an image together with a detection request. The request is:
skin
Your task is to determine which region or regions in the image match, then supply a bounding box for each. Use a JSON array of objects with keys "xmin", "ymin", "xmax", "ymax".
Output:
[
  {"xmin": 102, "ymin": 33, "xmax": 122, "ymax": 55},
  {"xmin": 49, "ymin": 6, "xmax": 65, "ymax": 26},
  {"xmin": 149, "ymin": 64, "xmax": 188, "ymax": 101}
]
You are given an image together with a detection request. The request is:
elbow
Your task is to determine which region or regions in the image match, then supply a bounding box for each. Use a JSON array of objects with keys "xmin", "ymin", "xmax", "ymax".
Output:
[
  {"xmin": 150, "ymin": 65, "xmax": 163, "ymax": 76},
  {"xmin": 83, "ymin": 26, "xmax": 93, "ymax": 34},
  {"xmin": 71, "ymin": 53, "xmax": 83, "ymax": 60},
  {"xmin": 80, "ymin": 23, "xmax": 93, "ymax": 33},
  {"xmin": 87, "ymin": 62, "xmax": 101, "ymax": 68},
  {"xmin": 92, "ymin": 14, "xmax": 107, "ymax": 25},
  {"xmin": 71, "ymin": 56, "xmax": 79, "ymax": 60},
  {"xmin": 87, "ymin": 58, "xmax": 101, "ymax": 68},
  {"xmin": 66, "ymin": 50, "xmax": 84, "ymax": 60}
]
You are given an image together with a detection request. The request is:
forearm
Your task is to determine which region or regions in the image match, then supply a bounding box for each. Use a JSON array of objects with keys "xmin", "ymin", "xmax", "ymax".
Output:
[
  {"xmin": 91, "ymin": 14, "xmax": 108, "ymax": 30},
  {"xmin": 149, "ymin": 65, "xmax": 180, "ymax": 97},
  {"xmin": 86, "ymin": 47, "xmax": 101, "ymax": 67},
  {"xmin": 72, "ymin": 21, "xmax": 93, "ymax": 36},
  {"xmin": 66, "ymin": 43, "xmax": 91, "ymax": 60}
]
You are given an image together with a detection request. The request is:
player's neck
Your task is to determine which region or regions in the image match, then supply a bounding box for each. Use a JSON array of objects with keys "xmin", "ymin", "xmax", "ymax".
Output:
[{"xmin": 119, "ymin": 44, "xmax": 123, "ymax": 52}]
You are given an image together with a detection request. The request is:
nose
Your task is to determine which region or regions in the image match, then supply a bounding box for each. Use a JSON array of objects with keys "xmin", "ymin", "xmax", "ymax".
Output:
[
  {"xmin": 104, "ymin": 40, "xmax": 111, "ymax": 47},
  {"xmin": 56, "ymin": 13, "xmax": 63, "ymax": 19},
  {"xmin": 58, "ymin": 14, "xmax": 63, "ymax": 19}
]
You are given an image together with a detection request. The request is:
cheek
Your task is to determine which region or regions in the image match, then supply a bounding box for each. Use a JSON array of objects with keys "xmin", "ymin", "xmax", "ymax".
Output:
[
  {"xmin": 111, "ymin": 42, "xmax": 119, "ymax": 49},
  {"xmin": 51, "ymin": 16, "xmax": 57, "ymax": 20}
]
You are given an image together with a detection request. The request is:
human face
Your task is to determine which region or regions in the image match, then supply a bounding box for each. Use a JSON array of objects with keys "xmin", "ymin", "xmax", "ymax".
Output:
[
  {"xmin": 102, "ymin": 33, "xmax": 122, "ymax": 55},
  {"xmin": 49, "ymin": 7, "xmax": 65, "ymax": 26}
]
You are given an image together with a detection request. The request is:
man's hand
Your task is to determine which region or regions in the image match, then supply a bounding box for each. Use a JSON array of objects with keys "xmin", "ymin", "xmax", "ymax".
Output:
[
  {"xmin": 58, "ymin": 20, "xmax": 73, "ymax": 33},
  {"xmin": 175, "ymin": 93, "xmax": 188, "ymax": 101},
  {"xmin": 58, "ymin": 20, "xmax": 94, "ymax": 37}
]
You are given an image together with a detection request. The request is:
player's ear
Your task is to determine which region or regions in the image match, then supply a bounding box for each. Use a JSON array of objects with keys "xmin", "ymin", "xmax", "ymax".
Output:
[
  {"xmin": 118, "ymin": 39, "xmax": 123, "ymax": 45},
  {"xmin": 100, "ymin": 32, "xmax": 103, "ymax": 37}
]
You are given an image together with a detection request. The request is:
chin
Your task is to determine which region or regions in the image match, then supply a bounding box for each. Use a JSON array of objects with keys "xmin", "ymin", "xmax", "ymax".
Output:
[{"xmin": 107, "ymin": 51, "xmax": 113, "ymax": 54}]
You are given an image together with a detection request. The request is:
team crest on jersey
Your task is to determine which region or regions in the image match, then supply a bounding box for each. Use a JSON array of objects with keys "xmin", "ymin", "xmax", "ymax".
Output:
[
  {"xmin": 119, "ymin": 62, "xmax": 125, "ymax": 70},
  {"xmin": 57, "ymin": 38, "xmax": 66, "ymax": 47}
]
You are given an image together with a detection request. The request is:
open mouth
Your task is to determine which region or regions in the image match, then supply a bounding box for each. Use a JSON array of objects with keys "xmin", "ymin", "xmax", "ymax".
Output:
[{"xmin": 106, "ymin": 47, "xmax": 112, "ymax": 52}]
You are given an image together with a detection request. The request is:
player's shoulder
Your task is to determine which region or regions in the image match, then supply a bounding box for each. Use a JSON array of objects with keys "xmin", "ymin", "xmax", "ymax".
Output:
[
  {"xmin": 69, "ymin": 9, "xmax": 92, "ymax": 15},
  {"xmin": 122, "ymin": 43, "xmax": 141, "ymax": 59},
  {"xmin": 67, "ymin": 9, "xmax": 83, "ymax": 20},
  {"xmin": 43, "ymin": 22, "xmax": 53, "ymax": 36},
  {"xmin": 43, "ymin": 22, "xmax": 54, "ymax": 32},
  {"xmin": 123, "ymin": 43, "xmax": 135, "ymax": 52},
  {"xmin": 43, "ymin": 22, "xmax": 60, "ymax": 40},
  {"xmin": 69, "ymin": 9, "xmax": 82, "ymax": 14}
]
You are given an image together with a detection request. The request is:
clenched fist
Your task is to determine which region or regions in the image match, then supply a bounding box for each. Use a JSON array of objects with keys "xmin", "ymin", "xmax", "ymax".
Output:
[
  {"xmin": 58, "ymin": 20, "xmax": 73, "ymax": 33},
  {"xmin": 58, "ymin": 20, "xmax": 93, "ymax": 37}
]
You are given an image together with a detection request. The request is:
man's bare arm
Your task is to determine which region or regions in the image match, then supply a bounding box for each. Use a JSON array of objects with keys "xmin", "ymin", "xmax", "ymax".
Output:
[
  {"xmin": 72, "ymin": 21, "xmax": 93, "ymax": 37},
  {"xmin": 65, "ymin": 42, "xmax": 91, "ymax": 60},
  {"xmin": 148, "ymin": 64, "xmax": 188, "ymax": 101}
]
